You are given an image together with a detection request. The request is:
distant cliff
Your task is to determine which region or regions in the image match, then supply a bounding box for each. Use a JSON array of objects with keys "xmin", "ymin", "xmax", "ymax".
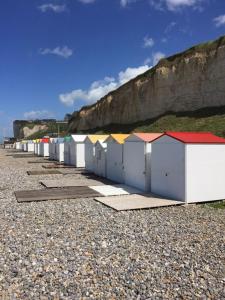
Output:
[
  {"xmin": 13, "ymin": 120, "xmax": 53, "ymax": 139},
  {"xmin": 68, "ymin": 35, "xmax": 225, "ymax": 132}
]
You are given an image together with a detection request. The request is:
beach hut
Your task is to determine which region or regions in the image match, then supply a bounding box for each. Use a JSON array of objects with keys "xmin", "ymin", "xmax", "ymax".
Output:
[
  {"xmin": 27, "ymin": 140, "xmax": 34, "ymax": 152},
  {"xmin": 105, "ymin": 134, "xmax": 130, "ymax": 183},
  {"xmin": 15, "ymin": 142, "xmax": 22, "ymax": 150},
  {"xmin": 56, "ymin": 138, "xmax": 64, "ymax": 163},
  {"xmin": 64, "ymin": 136, "xmax": 72, "ymax": 165},
  {"xmin": 85, "ymin": 135, "xmax": 108, "ymax": 172},
  {"xmin": 22, "ymin": 141, "xmax": 27, "ymax": 152},
  {"xmin": 21, "ymin": 140, "xmax": 26, "ymax": 151},
  {"xmin": 151, "ymin": 132, "xmax": 225, "ymax": 203},
  {"xmin": 49, "ymin": 138, "xmax": 58, "ymax": 160},
  {"xmin": 123, "ymin": 133, "xmax": 162, "ymax": 192},
  {"xmin": 34, "ymin": 139, "xmax": 39, "ymax": 155},
  {"xmin": 64, "ymin": 135, "xmax": 87, "ymax": 167},
  {"xmin": 93, "ymin": 140, "xmax": 107, "ymax": 177},
  {"xmin": 39, "ymin": 138, "xmax": 49, "ymax": 157}
]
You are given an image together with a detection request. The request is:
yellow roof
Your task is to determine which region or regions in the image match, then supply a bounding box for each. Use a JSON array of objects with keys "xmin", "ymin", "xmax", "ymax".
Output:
[
  {"xmin": 107, "ymin": 134, "xmax": 130, "ymax": 144},
  {"xmin": 87, "ymin": 135, "xmax": 109, "ymax": 144}
]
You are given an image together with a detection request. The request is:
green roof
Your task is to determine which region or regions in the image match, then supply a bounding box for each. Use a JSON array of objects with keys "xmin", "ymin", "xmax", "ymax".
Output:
[{"xmin": 64, "ymin": 136, "xmax": 72, "ymax": 142}]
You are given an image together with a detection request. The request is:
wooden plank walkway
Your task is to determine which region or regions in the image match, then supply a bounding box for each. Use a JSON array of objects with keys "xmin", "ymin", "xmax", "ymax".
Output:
[
  {"xmin": 27, "ymin": 170, "xmax": 63, "ymax": 175},
  {"xmin": 28, "ymin": 160, "xmax": 53, "ymax": 164},
  {"xmin": 42, "ymin": 164, "xmax": 75, "ymax": 169},
  {"xmin": 40, "ymin": 178, "xmax": 111, "ymax": 188},
  {"xmin": 62, "ymin": 170, "xmax": 93, "ymax": 175},
  {"xmin": 13, "ymin": 154, "xmax": 37, "ymax": 158},
  {"xmin": 15, "ymin": 187, "xmax": 101, "ymax": 202}
]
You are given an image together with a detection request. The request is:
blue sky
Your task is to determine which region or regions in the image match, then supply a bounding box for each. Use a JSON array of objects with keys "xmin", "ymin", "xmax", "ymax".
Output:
[{"xmin": 0, "ymin": 0, "xmax": 225, "ymax": 138}]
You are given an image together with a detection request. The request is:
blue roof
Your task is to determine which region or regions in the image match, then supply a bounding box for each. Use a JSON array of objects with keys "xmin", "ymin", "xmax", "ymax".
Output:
[{"xmin": 57, "ymin": 138, "xmax": 64, "ymax": 143}]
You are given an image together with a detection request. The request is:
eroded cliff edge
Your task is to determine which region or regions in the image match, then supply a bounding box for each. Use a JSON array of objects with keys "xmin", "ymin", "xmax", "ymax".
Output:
[{"xmin": 69, "ymin": 36, "xmax": 225, "ymax": 132}]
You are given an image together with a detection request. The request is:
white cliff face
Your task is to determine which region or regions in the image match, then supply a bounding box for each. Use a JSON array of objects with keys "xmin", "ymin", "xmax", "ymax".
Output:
[
  {"xmin": 13, "ymin": 121, "xmax": 48, "ymax": 139},
  {"xmin": 22, "ymin": 125, "xmax": 48, "ymax": 138},
  {"xmin": 69, "ymin": 38, "xmax": 225, "ymax": 132}
]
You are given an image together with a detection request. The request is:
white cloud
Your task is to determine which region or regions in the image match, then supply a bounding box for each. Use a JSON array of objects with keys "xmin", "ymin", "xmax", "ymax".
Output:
[
  {"xmin": 78, "ymin": 0, "xmax": 96, "ymax": 3},
  {"xmin": 150, "ymin": 0, "xmax": 203, "ymax": 11},
  {"xmin": 152, "ymin": 52, "xmax": 166, "ymax": 65},
  {"xmin": 24, "ymin": 110, "xmax": 55, "ymax": 120},
  {"xmin": 120, "ymin": 0, "xmax": 138, "ymax": 7},
  {"xmin": 213, "ymin": 15, "xmax": 225, "ymax": 27},
  {"xmin": 143, "ymin": 36, "xmax": 155, "ymax": 48},
  {"xmin": 59, "ymin": 65, "xmax": 150, "ymax": 106},
  {"xmin": 39, "ymin": 46, "xmax": 73, "ymax": 59},
  {"xmin": 143, "ymin": 57, "xmax": 152, "ymax": 65},
  {"xmin": 164, "ymin": 21, "xmax": 177, "ymax": 33},
  {"xmin": 144, "ymin": 51, "xmax": 166, "ymax": 66},
  {"xmin": 38, "ymin": 3, "xmax": 67, "ymax": 13}
]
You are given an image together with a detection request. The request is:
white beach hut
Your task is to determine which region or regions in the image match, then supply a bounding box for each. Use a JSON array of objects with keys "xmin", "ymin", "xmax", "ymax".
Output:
[
  {"xmin": 15, "ymin": 142, "xmax": 22, "ymax": 150},
  {"xmin": 64, "ymin": 135, "xmax": 87, "ymax": 167},
  {"xmin": 49, "ymin": 138, "xmax": 58, "ymax": 160},
  {"xmin": 124, "ymin": 133, "xmax": 162, "ymax": 192},
  {"xmin": 105, "ymin": 134, "xmax": 130, "ymax": 183},
  {"xmin": 63, "ymin": 136, "xmax": 71, "ymax": 165},
  {"xmin": 39, "ymin": 138, "xmax": 50, "ymax": 157},
  {"xmin": 27, "ymin": 140, "xmax": 34, "ymax": 152},
  {"xmin": 93, "ymin": 140, "xmax": 107, "ymax": 177},
  {"xmin": 34, "ymin": 139, "xmax": 39, "ymax": 155},
  {"xmin": 56, "ymin": 138, "xmax": 64, "ymax": 163},
  {"xmin": 151, "ymin": 132, "xmax": 225, "ymax": 203},
  {"xmin": 85, "ymin": 135, "xmax": 108, "ymax": 172},
  {"xmin": 69, "ymin": 135, "xmax": 87, "ymax": 167},
  {"xmin": 23, "ymin": 141, "xmax": 28, "ymax": 152}
]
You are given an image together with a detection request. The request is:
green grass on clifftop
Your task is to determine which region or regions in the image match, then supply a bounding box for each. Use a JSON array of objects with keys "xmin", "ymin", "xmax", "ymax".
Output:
[
  {"xmin": 25, "ymin": 122, "xmax": 68, "ymax": 140},
  {"xmin": 76, "ymin": 106, "xmax": 225, "ymax": 138}
]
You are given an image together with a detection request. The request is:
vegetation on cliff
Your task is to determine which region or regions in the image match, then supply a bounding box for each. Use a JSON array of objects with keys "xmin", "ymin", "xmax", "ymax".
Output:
[
  {"xmin": 72, "ymin": 106, "xmax": 225, "ymax": 138},
  {"xmin": 25, "ymin": 122, "xmax": 68, "ymax": 139}
]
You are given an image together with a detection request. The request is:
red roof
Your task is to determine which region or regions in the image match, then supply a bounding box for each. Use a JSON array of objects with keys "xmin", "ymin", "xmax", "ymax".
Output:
[
  {"xmin": 41, "ymin": 138, "xmax": 50, "ymax": 143},
  {"xmin": 133, "ymin": 133, "xmax": 163, "ymax": 142},
  {"xmin": 164, "ymin": 132, "xmax": 225, "ymax": 144}
]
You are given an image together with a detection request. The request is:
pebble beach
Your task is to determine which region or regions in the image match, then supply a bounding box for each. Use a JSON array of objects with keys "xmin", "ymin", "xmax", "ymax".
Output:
[{"xmin": 0, "ymin": 149, "xmax": 225, "ymax": 299}]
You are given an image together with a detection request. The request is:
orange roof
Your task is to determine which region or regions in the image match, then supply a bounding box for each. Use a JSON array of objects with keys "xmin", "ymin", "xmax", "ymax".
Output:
[
  {"xmin": 86, "ymin": 135, "xmax": 109, "ymax": 144},
  {"xmin": 133, "ymin": 133, "xmax": 163, "ymax": 142},
  {"xmin": 107, "ymin": 134, "xmax": 130, "ymax": 144}
]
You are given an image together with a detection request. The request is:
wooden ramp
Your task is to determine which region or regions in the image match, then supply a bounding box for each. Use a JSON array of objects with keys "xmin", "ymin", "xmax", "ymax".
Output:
[
  {"xmin": 27, "ymin": 170, "xmax": 62, "ymax": 175},
  {"xmin": 28, "ymin": 160, "xmax": 53, "ymax": 164},
  {"xmin": 40, "ymin": 178, "xmax": 111, "ymax": 188},
  {"xmin": 95, "ymin": 194, "xmax": 184, "ymax": 211},
  {"xmin": 15, "ymin": 187, "xmax": 101, "ymax": 203},
  {"xmin": 7, "ymin": 150, "xmax": 24, "ymax": 153},
  {"xmin": 42, "ymin": 164, "xmax": 75, "ymax": 169},
  {"xmin": 62, "ymin": 170, "xmax": 93, "ymax": 175},
  {"xmin": 13, "ymin": 154, "xmax": 36, "ymax": 158}
]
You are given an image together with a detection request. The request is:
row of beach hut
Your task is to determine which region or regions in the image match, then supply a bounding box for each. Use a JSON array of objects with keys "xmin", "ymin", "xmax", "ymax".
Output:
[{"xmin": 15, "ymin": 132, "xmax": 225, "ymax": 204}]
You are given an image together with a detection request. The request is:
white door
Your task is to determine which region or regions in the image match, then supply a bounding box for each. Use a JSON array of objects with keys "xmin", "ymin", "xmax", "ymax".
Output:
[
  {"xmin": 124, "ymin": 142, "xmax": 146, "ymax": 191},
  {"xmin": 107, "ymin": 143, "xmax": 124, "ymax": 183}
]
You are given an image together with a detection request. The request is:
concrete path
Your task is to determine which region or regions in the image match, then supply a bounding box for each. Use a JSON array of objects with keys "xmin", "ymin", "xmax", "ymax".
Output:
[
  {"xmin": 95, "ymin": 194, "xmax": 184, "ymax": 211},
  {"xmin": 90, "ymin": 184, "xmax": 143, "ymax": 196}
]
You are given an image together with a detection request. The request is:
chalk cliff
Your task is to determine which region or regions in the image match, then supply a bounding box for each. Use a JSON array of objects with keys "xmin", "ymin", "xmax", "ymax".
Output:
[
  {"xmin": 68, "ymin": 36, "xmax": 225, "ymax": 132},
  {"xmin": 13, "ymin": 121, "xmax": 49, "ymax": 139}
]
